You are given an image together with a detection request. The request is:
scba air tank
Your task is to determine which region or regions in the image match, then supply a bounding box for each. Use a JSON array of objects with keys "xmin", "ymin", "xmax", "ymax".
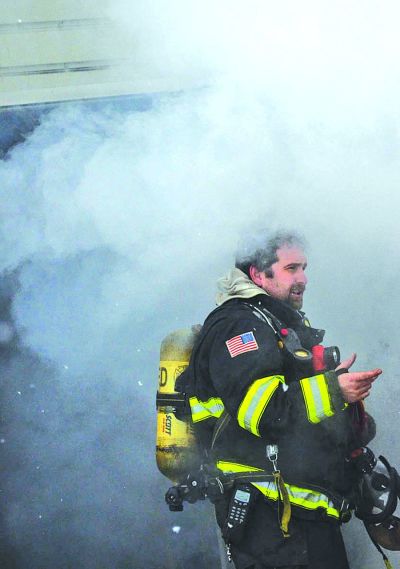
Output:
[{"xmin": 156, "ymin": 328, "xmax": 200, "ymax": 484}]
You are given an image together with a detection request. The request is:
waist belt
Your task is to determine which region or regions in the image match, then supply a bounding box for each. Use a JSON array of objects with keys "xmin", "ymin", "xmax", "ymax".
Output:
[{"xmin": 216, "ymin": 460, "xmax": 352, "ymax": 522}]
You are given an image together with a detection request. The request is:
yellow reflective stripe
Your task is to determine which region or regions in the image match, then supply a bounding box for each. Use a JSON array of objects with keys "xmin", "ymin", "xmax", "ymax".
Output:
[
  {"xmin": 300, "ymin": 374, "xmax": 334, "ymax": 424},
  {"xmin": 189, "ymin": 396, "xmax": 224, "ymax": 423},
  {"xmin": 217, "ymin": 461, "xmax": 340, "ymax": 520},
  {"xmin": 252, "ymin": 481, "xmax": 340, "ymax": 519},
  {"xmin": 237, "ymin": 375, "xmax": 284, "ymax": 436},
  {"xmin": 216, "ymin": 460, "xmax": 262, "ymax": 473}
]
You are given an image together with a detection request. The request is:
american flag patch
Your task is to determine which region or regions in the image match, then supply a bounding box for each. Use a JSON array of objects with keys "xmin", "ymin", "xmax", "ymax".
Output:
[{"xmin": 226, "ymin": 331, "xmax": 259, "ymax": 358}]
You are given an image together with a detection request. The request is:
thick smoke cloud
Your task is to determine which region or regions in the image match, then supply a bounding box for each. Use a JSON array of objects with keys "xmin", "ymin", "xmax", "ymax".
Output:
[{"xmin": 1, "ymin": 2, "xmax": 400, "ymax": 567}]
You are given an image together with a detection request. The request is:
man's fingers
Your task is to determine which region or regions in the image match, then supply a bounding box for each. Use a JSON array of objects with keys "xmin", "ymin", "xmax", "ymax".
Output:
[
  {"xmin": 355, "ymin": 382, "xmax": 370, "ymax": 393},
  {"xmin": 354, "ymin": 369, "xmax": 382, "ymax": 381},
  {"xmin": 344, "ymin": 352, "xmax": 357, "ymax": 369},
  {"xmin": 336, "ymin": 352, "xmax": 357, "ymax": 371}
]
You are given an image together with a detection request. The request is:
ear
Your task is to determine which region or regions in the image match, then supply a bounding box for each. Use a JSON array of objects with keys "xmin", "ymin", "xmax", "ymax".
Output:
[{"xmin": 249, "ymin": 265, "xmax": 263, "ymax": 286}]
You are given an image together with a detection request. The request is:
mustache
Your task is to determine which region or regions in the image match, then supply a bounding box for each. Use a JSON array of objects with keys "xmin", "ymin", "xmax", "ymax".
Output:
[{"xmin": 290, "ymin": 284, "xmax": 306, "ymax": 293}]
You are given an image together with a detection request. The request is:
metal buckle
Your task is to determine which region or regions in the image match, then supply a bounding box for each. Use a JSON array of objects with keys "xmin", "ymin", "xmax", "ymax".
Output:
[{"xmin": 266, "ymin": 444, "xmax": 279, "ymax": 472}]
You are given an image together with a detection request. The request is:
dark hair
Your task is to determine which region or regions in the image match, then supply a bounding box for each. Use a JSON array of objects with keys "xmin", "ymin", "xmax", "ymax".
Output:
[{"xmin": 235, "ymin": 230, "xmax": 307, "ymax": 278}]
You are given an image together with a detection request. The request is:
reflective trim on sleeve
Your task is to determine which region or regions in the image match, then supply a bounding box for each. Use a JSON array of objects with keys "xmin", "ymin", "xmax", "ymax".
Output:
[
  {"xmin": 189, "ymin": 396, "xmax": 224, "ymax": 423},
  {"xmin": 300, "ymin": 374, "xmax": 335, "ymax": 424},
  {"xmin": 216, "ymin": 460, "xmax": 340, "ymax": 520},
  {"xmin": 237, "ymin": 375, "xmax": 284, "ymax": 437}
]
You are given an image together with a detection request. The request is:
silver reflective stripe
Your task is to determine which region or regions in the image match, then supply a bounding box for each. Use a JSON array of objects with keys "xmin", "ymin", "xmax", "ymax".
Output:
[
  {"xmin": 242, "ymin": 378, "xmax": 279, "ymax": 432},
  {"xmin": 242, "ymin": 381, "xmax": 264, "ymax": 430},
  {"xmin": 308, "ymin": 376, "xmax": 326, "ymax": 421},
  {"xmin": 300, "ymin": 374, "xmax": 334, "ymax": 423},
  {"xmin": 189, "ymin": 396, "xmax": 225, "ymax": 422},
  {"xmin": 237, "ymin": 376, "xmax": 283, "ymax": 436}
]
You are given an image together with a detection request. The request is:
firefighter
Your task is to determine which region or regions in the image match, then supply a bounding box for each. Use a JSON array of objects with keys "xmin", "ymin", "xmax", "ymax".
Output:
[{"xmin": 184, "ymin": 230, "xmax": 381, "ymax": 569}]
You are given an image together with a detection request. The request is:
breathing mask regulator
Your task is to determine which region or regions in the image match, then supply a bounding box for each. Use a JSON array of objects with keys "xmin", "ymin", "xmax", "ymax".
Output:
[
  {"xmin": 245, "ymin": 304, "xmax": 341, "ymax": 372},
  {"xmin": 278, "ymin": 318, "xmax": 340, "ymax": 372},
  {"xmin": 351, "ymin": 447, "xmax": 400, "ymax": 566}
]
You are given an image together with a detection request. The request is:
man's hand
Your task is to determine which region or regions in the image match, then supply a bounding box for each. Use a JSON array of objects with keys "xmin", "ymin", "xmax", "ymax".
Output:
[{"xmin": 335, "ymin": 352, "xmax": 382, "ymax": 403}]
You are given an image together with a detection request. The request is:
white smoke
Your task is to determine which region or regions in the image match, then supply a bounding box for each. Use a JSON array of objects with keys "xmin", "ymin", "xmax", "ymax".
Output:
[{"xmin": 1, "ymin": 2, "xmax": 400, "ymax": 567}]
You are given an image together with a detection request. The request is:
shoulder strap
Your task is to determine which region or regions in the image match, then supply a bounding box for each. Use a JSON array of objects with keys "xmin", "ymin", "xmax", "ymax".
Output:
[{"xmin": 242, "ymin": 301, "xmax": 284, "ymax": 338}]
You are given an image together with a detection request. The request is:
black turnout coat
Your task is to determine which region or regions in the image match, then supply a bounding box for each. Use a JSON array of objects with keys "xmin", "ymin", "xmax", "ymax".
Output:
[{"xmin": 184, "ymin": 293, "xmax": 372, "ymax": 568}]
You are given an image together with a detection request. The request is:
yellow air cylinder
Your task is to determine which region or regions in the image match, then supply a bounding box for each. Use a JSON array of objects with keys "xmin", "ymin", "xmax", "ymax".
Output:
[{"xmin": 156, "ymin": 328, "xmax": 200, "ymax": 484}]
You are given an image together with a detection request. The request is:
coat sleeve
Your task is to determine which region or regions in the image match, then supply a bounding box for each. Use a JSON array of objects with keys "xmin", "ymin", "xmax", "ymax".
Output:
[{"xmin": 205, "ymin": 312, "xmax": 346, "ymax": 439}]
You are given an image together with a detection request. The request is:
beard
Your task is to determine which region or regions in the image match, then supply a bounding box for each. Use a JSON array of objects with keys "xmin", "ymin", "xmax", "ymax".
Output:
[{"xmin": 286, "ymin": 285, "xmax": 305, "ymax": 309}]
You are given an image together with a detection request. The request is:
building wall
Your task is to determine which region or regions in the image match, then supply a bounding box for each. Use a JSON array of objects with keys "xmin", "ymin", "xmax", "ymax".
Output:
[{"xmin": 0, "ymin": 0, "xmax": 195, "ymax": 107}]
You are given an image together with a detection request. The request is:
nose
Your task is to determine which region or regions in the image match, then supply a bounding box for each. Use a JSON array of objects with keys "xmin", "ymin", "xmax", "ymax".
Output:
[{"xmin": 297, "ymin": 269, "xmax": 307, "ymax": 286}]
